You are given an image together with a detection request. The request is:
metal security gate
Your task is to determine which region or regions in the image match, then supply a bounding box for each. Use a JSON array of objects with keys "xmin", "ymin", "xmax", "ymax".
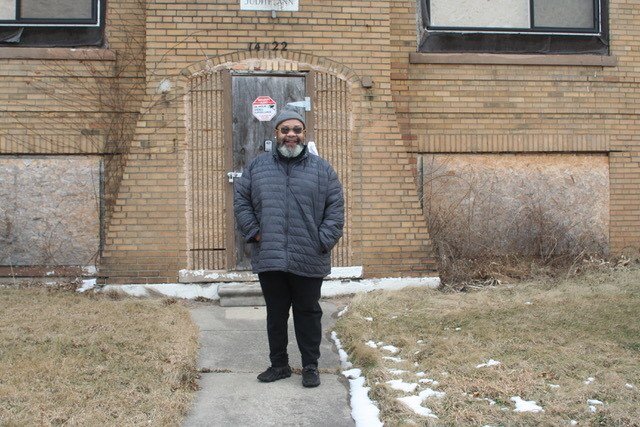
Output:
[
  {"xmin": 315, "ymin": 72, "xmax": 352, "ymax": 267},
  {"xmin": 187, "ymin": 73, "xmax": 227, "ymax": 270}
]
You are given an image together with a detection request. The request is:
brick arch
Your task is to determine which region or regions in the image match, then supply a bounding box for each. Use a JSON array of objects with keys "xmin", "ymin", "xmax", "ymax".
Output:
[{"xmin": 178, "ymin": 50, "xmax": 364, "ymax": 87}]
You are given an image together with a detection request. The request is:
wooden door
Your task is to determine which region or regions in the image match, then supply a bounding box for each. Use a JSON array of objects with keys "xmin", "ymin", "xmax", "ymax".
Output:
[{"xmin": 229, "ymin": 74, "xmax": 307, "ymax": 270}]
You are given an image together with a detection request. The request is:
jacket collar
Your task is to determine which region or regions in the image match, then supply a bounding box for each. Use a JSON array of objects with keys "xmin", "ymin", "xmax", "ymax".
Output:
[{"xmin": 273, "ymin": 144, "xmax": 308, "ymax": 163}]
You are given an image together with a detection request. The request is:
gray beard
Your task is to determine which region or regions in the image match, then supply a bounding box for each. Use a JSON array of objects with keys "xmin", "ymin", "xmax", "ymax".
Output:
[{"xmin": 277, "ymin": 143, "xmax": 304, "ymax": 158}]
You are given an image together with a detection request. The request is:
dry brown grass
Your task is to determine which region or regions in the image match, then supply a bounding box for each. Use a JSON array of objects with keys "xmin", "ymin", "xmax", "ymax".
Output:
[
  {"xmin": 0, "ymin": 288, "xmax": 199, "ymax": 426},
  {"xmin": 335, "ymin": 267, "xmax": 640, "ymax": 426}
]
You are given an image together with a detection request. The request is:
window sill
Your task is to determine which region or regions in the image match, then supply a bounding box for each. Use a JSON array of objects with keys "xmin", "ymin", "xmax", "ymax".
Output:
[
  {"xmin": 409, "ymin": 52, "xmax": 617, "ymax": 67},
  {"xmin": 0, "ymin": 47, "xmax": 115, "ymax": 61}
]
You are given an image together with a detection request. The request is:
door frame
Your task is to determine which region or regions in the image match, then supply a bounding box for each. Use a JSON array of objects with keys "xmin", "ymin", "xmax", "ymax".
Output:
[{"xmin": 223, "ymin": 70, "xmax": 316, "ymax": 270}]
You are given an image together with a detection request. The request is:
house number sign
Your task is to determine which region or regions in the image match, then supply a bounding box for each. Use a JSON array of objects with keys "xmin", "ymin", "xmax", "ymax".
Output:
[{"xmin": 248, "ymin": 41, "xmax": 288, "ymax": 52}]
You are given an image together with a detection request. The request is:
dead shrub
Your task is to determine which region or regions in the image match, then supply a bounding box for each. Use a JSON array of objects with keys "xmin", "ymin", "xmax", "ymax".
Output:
[{"xmin": 418, "ymin": 154, "xmax": 610, "ymax": 285}]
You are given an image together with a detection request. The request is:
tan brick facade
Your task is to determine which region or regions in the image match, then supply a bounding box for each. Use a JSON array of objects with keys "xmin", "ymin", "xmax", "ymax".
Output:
[{"xmin": 2, "ymin": 0, "xmax": 638, "ymax": 283}]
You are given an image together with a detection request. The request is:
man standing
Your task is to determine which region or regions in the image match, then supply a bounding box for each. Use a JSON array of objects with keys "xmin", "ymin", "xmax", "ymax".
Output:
[{"xmin": 233, "ymin": 106, "xmax": 344, "ymax": 388}]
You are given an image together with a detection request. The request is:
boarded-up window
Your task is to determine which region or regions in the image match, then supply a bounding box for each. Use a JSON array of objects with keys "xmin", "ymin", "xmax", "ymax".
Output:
[
  {"xmin": 0, "ymin": 157, "xmax": 101, "ymax": 266},
  {"xmin": 21, "ymin": 0, "xmax": 93, "ymax": 20},
  {"xmin": 427, "ymin": 0, "xmax": 598, "ymax": 32}
]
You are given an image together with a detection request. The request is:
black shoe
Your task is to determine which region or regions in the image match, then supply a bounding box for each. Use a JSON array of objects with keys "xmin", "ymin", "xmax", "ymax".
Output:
[
  {"xmin": 302, "ymin": 365, "xmax": 320, "ymax": 388},
  {"xmin": 257, "ymin": 365, "xmax": 292, "ymax": 382}
]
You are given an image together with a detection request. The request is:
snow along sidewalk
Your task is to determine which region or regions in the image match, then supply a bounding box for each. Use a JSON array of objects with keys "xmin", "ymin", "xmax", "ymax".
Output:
[
  {"xmin": 79, "ymin": 276, "xmax": 441, "ymax": 299},
  {"xmin": 182, "ymin": 301, "xmax": 353, "ymax": 426}
]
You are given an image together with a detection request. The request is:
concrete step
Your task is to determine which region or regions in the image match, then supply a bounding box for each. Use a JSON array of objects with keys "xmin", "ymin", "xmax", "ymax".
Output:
[{"xmin": 218, "ymin": 282, "xmax": 265, "ymax": 307}]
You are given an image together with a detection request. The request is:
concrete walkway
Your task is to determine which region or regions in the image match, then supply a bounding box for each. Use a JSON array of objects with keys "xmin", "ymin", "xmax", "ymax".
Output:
[{"xmin": 183, "ymin": 301, "xmax": 354, "ymax": 427}]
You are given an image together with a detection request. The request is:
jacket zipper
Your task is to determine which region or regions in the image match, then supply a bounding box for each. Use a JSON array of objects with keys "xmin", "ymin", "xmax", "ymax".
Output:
[{"xmin": 285, "ymin": 160, "xmax": 290, "ymax": 269}]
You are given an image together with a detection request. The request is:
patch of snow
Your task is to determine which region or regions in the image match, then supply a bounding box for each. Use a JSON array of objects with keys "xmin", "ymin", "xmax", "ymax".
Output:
[
  {"xmin": 321, "ymin": 276, "xmax": 440, "ymax": 297},
  {"xmin": 363, "ymin": 317, "xmax": 373, "ymax": 322},
  {"xmin": 337, "ymin": 306, "xmax": 349, "ymax": 317},
  {"xmin": 625, "ymin": 383, "xmax": 635, "ymax": 389},
  {"xmin": 476, "ymin": 359, "xmax": 501, "ymax": 368},
  {"xmin": 416, "ymin": 340, "xmax": 424, "ymax": 344},
  {"xmin": 397, "ymin": 389, "xmax": 444, "ymax": 419},
  {"xmin": 118, "ymin": 285, "xmax": 150, "ymax": 297},
  {"xmin": 391, "ymin": 315, "xmax": 398, "ymax": 319},
  {"xmin": 480, "ymin": 398, "xmax": 496, "ymax": 406},
  {"xmin": 388, "ymin": 369, "xmax": 407, "ymax": 375},
  {"xmin": 549, "ymin": 384, "xmax": 560, "ymax": 389},
  {"xmin": 397, "ymin": 395, "xmax": 438, "ymax": 418},
  {"xmin": 525, "ymin": 301, "xmax": 532, "ymax": 305},
  {"xmin": 386, "ymin": 379, "xmax": 418, "ymax": 393},
  {"xmin": 416, "ymin": 372, "xmax": 426, "ymax": 377},
  {"xmin": 342, "ymin": 368, "xmax": 361, "ymax": 379},
  {"xmin": 510, "ymin": 396, "xmax": 544, "ymax": 413},
  {"xmin": 331, "ymin": 331, "xmax": 353, "ymax": 370},
  {"xmin": 82, "ymin": 265, "xmax": 97, "ymax": 275},
  {"xmin": 46, "ymin": 271, "xmax": 55, "ymax": 276},
  {"xmin": 151, "ymin": 283, "xmax": 219, "ymax": 299},
  {"xmin": 589, "ymin": 405, "xmax": 597, "ymax": 413},
  {"xmin": 381, "ymin": 345, "xmax": 399, "ymax": 353},
  {"xmin": 77, "ymin": 279, "xmax": 96, "ymax": 293},
  {"xmin": 570, "ymin": 421, "xmax": 578, "ymax": 426},
  {"xmin": 584, "ymin": 377, "xmax": 595, "ymax": 385},
  {"xmin": 365, "ymin": 340, "xmax": 378, "ymax": 348},
  {"xmin": 455, "ymin": 327, "xmax": 461, "ymax": 331},
  {"xmin": 342, "ymin": 371, "xmax": 383, "ymax": 427},
  {"xmin": 100, "ymin": 283, "xmax": 219, "ymax": 299},
  {"xmin": 420, "ymin": 388, "xmax": 446, "ymax": 399},
  {"xmin": 587, "ymin": 399, "xmax": 603, "ymax": 405},
  {"xmin": 383, "ymin": 356, "xmax": 403, "ymax": 363},
  {"xmin": 328, "ymin": 266, "xmax": 363, "ymax": 279}
]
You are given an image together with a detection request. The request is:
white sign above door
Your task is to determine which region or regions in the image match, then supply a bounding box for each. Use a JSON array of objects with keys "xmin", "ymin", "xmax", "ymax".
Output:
[{"xmin": 240, "ymin": 0, "xmax": 299, "ymax": 11}]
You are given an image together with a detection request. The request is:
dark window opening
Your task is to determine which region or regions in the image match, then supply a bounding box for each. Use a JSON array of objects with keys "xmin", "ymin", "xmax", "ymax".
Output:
[
  {"xmin": 419, "ymin": 0, "xmax": 609, "ymax": 55},
  {"xmin": 0, "ymin": 0, "xmax": 103, "ymax": 47}
]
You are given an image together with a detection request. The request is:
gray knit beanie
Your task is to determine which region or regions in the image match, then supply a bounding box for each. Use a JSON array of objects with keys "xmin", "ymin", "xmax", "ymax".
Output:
[{"xmin": 274, "ymin": 106, "xmax": 305, "ymax": 129}]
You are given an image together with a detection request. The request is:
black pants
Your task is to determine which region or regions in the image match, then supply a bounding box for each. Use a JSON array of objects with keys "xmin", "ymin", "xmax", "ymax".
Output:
[{"xmin": 258, "ymin": 271, "xmax": 323, "ymax": 368}]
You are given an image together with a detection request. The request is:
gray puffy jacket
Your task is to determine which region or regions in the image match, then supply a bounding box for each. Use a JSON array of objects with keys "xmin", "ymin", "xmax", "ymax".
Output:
[{"xmin": 233, "ymin": 147, "xmax": 344, "ymax": 277}]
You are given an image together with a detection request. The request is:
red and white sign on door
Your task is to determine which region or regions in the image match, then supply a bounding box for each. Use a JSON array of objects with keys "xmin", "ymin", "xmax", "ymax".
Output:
[{"xmin": 252, "ymin": 96, "xmax": 277, "ymax": 122}]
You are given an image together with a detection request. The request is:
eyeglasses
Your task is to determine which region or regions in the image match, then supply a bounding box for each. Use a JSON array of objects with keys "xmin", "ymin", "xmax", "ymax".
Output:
[{"xmin": 278, "ymin": 126, "xmax": 304, "ymax": 135}]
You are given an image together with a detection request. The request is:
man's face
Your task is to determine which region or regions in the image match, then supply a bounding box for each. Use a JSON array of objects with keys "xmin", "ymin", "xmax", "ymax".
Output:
[{"xmin": 275, "ymin": 119, "xmax": 305, "ymax": 151}]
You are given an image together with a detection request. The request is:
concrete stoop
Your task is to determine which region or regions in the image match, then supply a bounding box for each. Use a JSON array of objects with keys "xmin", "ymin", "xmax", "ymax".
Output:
[
  {"xmin": 188, "ymin": 266, "xmax": 365, "ymax": 307},
  {"xmin": 217, "ymin": 282, "xmax": 265, "ymax": 307}
]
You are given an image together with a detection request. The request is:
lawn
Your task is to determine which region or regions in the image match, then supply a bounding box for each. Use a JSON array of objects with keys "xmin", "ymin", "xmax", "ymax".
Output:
[
  {"xmin": 0, "ymin": 288, "xmax": 199, "ymax": 426},
  {"xmin": 335, "ymin": 267, "xmax": 640, "ymax": 425}
]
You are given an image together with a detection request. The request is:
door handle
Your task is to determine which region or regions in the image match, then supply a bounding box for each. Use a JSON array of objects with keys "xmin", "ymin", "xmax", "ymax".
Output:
[{"xmin": 227, "ymin": 171, "xmax": 243, "ymax": 183}]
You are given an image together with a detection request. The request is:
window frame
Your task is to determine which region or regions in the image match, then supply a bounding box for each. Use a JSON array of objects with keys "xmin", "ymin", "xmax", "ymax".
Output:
[
  {"xmin": 418, "ymin": 0, "xmax": 609, "ymax": 55},
  {"xmin": 0, "ymin": 0, "xmax": 101, "ymax": 27}
]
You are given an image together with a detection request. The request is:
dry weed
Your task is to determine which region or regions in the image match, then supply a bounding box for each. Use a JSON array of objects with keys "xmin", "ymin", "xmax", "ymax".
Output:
[
  {"xmin": 335, "ymin": 268, "xmax": 640, "ymax": 426},
  {"xmin": 0, "ymin": 288, "xmax": 199, "ymax": 425}
]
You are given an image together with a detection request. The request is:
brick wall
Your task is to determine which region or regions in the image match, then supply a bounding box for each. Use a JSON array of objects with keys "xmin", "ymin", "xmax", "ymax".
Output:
[{"xmin": 3, "ymin": 0, "xmax": 638, "ymax": 283}]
